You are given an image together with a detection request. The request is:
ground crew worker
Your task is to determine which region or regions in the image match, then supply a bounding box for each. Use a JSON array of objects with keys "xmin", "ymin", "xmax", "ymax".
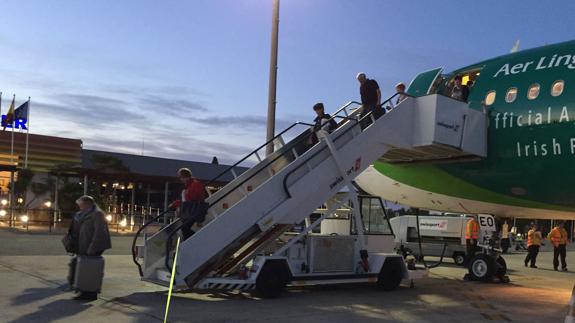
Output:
[
  {"xmin": 548, "ymin": 221, "xmax": 569, "ymax": 271},
  {"xmin": 501, "ymin": 220, "xmax": 510, "ymax": 253},
  {"xmin": 524, "ymin": 223, "xmax": 542, "ymax": 268},
  {"xmin": 466, "ymin": 215, "xmax": 480, "ymax": 263}
]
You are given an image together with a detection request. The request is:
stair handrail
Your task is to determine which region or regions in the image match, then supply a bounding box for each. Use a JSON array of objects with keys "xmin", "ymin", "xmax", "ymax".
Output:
[
  {"xmin": 282, "ymin": 92, "xmax": 404, "ymax": 198},
  {"xmin": 131, "ymin": 209, "xmax": 172, "ymax": 277},
  {"xmin": 205, "ymin": 101, "xmax": 361, "ymax": 209},
  {"xmin": 205, "ymin": 101, "xmax": 361, "ymax": 187},
  {"xmin": 164, "ymin": 219, "xmax": 186, "ymax": 272}
]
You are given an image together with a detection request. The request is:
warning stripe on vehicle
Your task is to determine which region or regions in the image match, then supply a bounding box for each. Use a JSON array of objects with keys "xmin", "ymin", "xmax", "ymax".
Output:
[{"xmin": 206, "ymin": 282, "xmax": 255, "ymax": 290}]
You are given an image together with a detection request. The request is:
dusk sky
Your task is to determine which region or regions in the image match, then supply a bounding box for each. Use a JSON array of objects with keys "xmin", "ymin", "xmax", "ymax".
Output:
[{"xmin": 1, "ymin": 0, "xmax": 574, "ymax": 164}]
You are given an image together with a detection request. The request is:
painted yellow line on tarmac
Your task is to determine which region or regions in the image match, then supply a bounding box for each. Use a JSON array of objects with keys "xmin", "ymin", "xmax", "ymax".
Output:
[{"xmin": 164, "ymin": 236, "xmax": 180, "ymax": 323}]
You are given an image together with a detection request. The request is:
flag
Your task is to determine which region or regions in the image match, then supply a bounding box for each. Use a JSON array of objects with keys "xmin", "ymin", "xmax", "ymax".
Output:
[
  {"xmin": 23, "ymin": 98, "xmax": 31, "ymax": 168},
  {"xmin": 14, "ymin": 101, "xmax": 28, "ymax": 120},
  {"xmin": 2, "ymin": 96, "xmax": 15, "ymax": 130}
]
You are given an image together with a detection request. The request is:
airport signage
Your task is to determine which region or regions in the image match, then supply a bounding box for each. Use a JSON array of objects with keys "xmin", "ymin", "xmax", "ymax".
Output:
[
  {"xmin": 478, "ymin": 214, "xmax": 496, "ymax": 232},
  {"xmin": 1, "ymin": 115, "xmax": 27, "ymax": 130}
]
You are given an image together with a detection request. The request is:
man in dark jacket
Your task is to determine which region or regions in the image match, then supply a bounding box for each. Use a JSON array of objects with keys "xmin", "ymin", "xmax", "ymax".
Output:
[
  {"xmin": 311, "ymin": 102, "xmax": 337, "ymax": 144},
  {"xmin": 450, "ymin": 75, "xmax": 469, "ymax": 102},
  {"xmin": 67, "ymin": 195, "xmax": 111, "ymax": 301},
  {"xmin": 356, "ymin": 72, "xmax": 382, "ymax": 128}
]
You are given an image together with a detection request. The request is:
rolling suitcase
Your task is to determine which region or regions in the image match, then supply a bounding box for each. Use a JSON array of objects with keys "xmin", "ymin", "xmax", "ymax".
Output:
[{"xmin": 73, "ymin": 255, "xmax": 105, "ymax": 292}]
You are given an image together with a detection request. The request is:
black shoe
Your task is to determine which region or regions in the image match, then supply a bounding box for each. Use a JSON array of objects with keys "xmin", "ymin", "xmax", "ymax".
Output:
[
  {"xmin": 563, "ymin": 267, "xmax": 568, "ymax": 272},
  {"xmin": 524, "ymin": 262, "xmax": 528, "ymax": 267},
  {"xmin": 73, "ymin": 292, "xmax": 98, "ymax": 301},
  {"xmin": 554, "ymin": 268, "xmax": 558, "ymax": 271},
  {"xmin": 530, "ymin": 265, "xmax": 537, "ymax": 268}
]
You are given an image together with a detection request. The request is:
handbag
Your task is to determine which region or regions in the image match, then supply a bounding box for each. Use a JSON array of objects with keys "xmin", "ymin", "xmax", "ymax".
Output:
[
  {"xmin": 62, "ymin": 222, "xmax": 77, "ymax": 253},
  {"xmin": 180, "ymin": 201, "xmax": 209, "ymax": 224}
]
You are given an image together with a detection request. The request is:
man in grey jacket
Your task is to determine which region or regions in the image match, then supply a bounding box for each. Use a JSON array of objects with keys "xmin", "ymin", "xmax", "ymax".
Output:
[{"xmin": 67, "ymin": 195, "xmax": 111, "ymax": 301}]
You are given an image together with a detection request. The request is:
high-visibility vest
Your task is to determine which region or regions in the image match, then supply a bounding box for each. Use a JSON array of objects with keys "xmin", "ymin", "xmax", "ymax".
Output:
[
  {"xmin": 466, "ymin": 218, "xmax": 479, "ymax": 239},
  {"xmin": 547, "ymin": 227, "xmax": 568, "ymax": 247},
  {"xmin": 527, "ymin": 229, "xmax": 542, "ymax": 246}
]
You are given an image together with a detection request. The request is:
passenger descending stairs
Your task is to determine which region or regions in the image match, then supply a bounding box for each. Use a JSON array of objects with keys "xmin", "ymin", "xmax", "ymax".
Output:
[{"xmin": 139, "ymin": 93, "xmax": 487, "ymax": 288}]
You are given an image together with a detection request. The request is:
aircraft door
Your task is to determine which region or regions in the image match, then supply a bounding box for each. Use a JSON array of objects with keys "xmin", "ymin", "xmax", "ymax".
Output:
[{"xmin": 407, "ymin": 67, "xmax": 444, "ymax": 97}]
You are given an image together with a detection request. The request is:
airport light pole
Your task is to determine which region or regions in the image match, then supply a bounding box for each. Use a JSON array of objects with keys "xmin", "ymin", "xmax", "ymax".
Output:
[{"xmin": 266, "ymin": 0, "xmax": 280, "ymax": 156}]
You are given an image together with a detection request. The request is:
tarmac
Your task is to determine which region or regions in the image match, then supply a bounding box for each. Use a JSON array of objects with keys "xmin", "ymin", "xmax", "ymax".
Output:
[{"xmin": 0, "ymin": 229, "xmax": 573, "ymax": 323}]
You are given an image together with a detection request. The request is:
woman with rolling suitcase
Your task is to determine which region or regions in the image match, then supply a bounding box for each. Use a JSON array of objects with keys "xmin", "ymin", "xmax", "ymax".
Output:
[{"xmin": 62, "ymin": 195, "xmax": 111, "ymax": 301}]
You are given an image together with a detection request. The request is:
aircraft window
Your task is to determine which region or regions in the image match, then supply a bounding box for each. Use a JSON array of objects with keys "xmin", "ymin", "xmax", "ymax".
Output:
[
  {"xmin": 551, "ymin": 80, "xmax": 564, "ymax": 97},
  {"xmin": 505, "ymin": 87, "xmax": 517, "ymax": 103},
  {"xmin": 528, "ymin": 83, "xmax": 540, "ymax": 100},
  {"xmin": 485, "ymin": 90, "xmax": 496, "ymax": 106}
]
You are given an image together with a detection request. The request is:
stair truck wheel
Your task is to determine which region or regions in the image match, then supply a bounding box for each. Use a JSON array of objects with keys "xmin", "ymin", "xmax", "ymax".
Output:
[
  {"xmin": 255, "ymin": 260, "xmax": 290, "ymax": 298},
  {"xmin": 495, "ymin": 256, "xmax": 507, "ymax": 278},
  {"xmin": 377, "ymin": 257, "xmax": 403, "ymax": 291},
  {"xmin": 468, "ymin": 254, "xmax": 495, "ymax": 282},
  {"xmin": 453, "ymin": 252, "xmax": 466, "ymax": 266}
]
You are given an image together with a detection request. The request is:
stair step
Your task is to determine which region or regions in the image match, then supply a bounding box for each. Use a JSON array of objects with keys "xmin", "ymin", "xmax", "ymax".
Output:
[
  {"xmin": 156, "ymin": 269, "xmax": 172, "ymax": 282},
  {"xmin": 141, "ymin": 277, "xmax": 169, "ymax": 287}
]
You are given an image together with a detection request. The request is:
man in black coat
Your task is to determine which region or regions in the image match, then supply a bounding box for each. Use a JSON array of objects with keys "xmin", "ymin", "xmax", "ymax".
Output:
[{"xmin": 356, "ymin": 72, "xmax": 382, "ymax": 128}]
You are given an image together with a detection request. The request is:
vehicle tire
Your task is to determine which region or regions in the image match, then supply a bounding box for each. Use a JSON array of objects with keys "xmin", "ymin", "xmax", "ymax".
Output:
[
  {"xmin": 495, "ymin": 256, "xmax": 507, "ymax": 278},
  {"xmin": 453, "ymin": 252, "xmax": 466, "ymax": 266},
  {"xmin": 255, "ymin": 260, "xmax": 289, "ymax": 298},
  {"xmin": 468, "ymin": 254, "xmax": 495, "ymax": 282},
  {"xmin": 377, "ymin": 257, "xmax": 403, "ymax": 291}
]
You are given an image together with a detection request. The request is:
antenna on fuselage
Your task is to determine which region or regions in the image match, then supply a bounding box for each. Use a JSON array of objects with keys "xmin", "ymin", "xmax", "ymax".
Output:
[{"xmin": 510, "ymin": 39, "xmax": 520, "ymax": 53}]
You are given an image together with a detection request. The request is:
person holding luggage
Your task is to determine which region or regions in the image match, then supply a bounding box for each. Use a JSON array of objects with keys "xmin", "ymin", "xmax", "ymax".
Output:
[
  {"xmin": 64, "ymin": 195, "xmax": 111, "ymax": 301},
  {"xmin": 168, "ymin": 168, "xmax": 208, "ymax": 240}
]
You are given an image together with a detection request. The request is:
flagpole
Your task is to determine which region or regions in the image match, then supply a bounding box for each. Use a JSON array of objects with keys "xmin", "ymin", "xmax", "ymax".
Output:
[
  {"xmin": 24, "ymin": 97, "xmax": 30, "ymax": 168},
  {"xmin": 9, "ymin": 95, "xmax": 15, "ymax": 165}
]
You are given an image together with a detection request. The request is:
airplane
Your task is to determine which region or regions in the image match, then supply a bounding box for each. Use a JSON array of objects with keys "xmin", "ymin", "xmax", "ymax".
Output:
[{"xmin": 355, "ymin": 40, "xmax": 575, "ymax": 221}]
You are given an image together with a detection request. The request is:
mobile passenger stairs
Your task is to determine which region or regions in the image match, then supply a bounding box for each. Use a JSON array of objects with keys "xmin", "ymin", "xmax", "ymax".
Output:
[{"xmin": 132, "ymin": 78, "xmax": 488, "ymax": 297}]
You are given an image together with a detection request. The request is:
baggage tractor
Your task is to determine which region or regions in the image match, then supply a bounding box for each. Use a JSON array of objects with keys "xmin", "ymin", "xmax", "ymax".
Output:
[{"xmin": 73, "ymin": 255, "xmax": 105, "ymax": 292}]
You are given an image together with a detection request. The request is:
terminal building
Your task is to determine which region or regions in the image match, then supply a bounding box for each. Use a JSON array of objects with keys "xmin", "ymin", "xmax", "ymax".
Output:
[{"xmin": 0, "ymin": 131, "xmax": 247, "ymax": 227}]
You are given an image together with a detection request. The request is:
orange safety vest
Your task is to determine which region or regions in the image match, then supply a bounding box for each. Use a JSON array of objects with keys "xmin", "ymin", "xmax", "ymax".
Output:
[
  {"xmin": 527, "ymin": 229, "xmax": 542, "ymax": 247},
  {"xmin": 547, "ymin": 227, "xmax": 568, "ymax": 247},
  {"xmin": 466, "ymin": 218, "xmax": 479, "ymax": 239}
]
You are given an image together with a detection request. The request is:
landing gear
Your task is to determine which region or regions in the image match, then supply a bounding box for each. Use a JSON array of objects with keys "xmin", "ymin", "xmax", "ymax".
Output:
[
  {"xmin": 468, "ymin": 254, "xmax": 495, "ymax": 281},
  {"xmin": 465, "ymin": 254, "xmax": 509, "ymax": 283}
]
